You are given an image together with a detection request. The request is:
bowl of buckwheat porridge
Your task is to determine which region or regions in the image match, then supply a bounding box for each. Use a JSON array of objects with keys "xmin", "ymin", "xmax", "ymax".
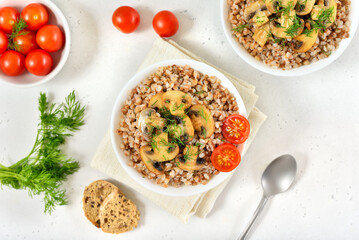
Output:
[
  {"xmin": 110, "ymin": 59, "xmax": 248, "ymax": 196},
  {"xmin": 221, "ymin": 0, "xmax": 358, "ymax": 76}
]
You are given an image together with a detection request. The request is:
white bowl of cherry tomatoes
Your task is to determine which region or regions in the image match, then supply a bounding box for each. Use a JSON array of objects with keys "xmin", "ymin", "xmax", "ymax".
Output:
[{"xmin": 0, "ymin": 0, "xmax": 70, "ymax": 87}]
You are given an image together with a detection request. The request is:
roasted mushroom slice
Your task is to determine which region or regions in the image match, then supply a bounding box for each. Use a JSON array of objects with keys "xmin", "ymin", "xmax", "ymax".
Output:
[
  {"xmin": 244, "ymin": 1, "xmax": 271, "ymax": 27},
  {"xmin": 188, "ymin": 105, "xmax": 215, "ymax": 139},
  {"xmin": 167, "ymin": 115, "xmax": 194, "ymax": 143},
  {"xmin": 162, "ymin": 90, "xmax": 192, "ymax": 116},
  {"xmin": 138, "ymin": 108, "xmax": 157, "ymax": 135},
  {"xmin": 293, "ymin": 30, "xmax": 319, "ymax": 52},
  {"xmin": 311, "ymin": 0, "xmax": 337, "ymax": 27},
  {"xmin": 270, "ymin": 18, "xmax": 304, "ymax": 39},
  {"xmin": 140, "ymin": 146, "xmax": 164, "ymax": 175},
  {"xmin": 175, "ymin": 145, "xmax": 204, "ymax": 171},
  {"xmin": 279, "ymin": 9, "xmax": 296, "ymax": 28},
  {"xmin": 253, "ymin": 23, "xmax": 271, "ymax": 47},
  {"xmin": 295, "ymin": 0, "xmax": 315, "ymax": 16},
  {"xmin": 266, "ymin": 0, "xmax": 298, "ymax": 13},
  {"xmin": 151, "ymin": 132, "xmax": 179, "ymax": 162},
  {"xmin": 149, "ymin": 92, "xmax": 164, "ymax": 110}
]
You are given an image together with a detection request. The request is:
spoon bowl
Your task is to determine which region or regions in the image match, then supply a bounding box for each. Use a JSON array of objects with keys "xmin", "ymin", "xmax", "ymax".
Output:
[{"xmin": 262, "ymin": 154, "xmax": 297, "ymax": 197}]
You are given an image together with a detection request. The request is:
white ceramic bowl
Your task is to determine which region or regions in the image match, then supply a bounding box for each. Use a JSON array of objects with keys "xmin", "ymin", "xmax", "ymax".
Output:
[
  {"xmin": 111, "ymin": 59, "xmax": 248, "ymax": 197},
  {"xmin": 0, "ymin": 0, "xmax": 70, "ymax": 87},
  {"xmin": 220, "ymin": 0, "xmax": 359, "ymax": 76}
]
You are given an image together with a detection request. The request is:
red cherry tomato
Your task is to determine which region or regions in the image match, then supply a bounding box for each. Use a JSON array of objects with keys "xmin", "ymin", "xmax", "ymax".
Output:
[
  {"xmin": 222, "ymin": 114, "xmax": 250, "ymax": 144},
  {"xmin": 25, "ymin": 49, "xmax": 53, "ymax": 76},
  {"xmin": 21, "ymin": 3, "xmax": 48, "ymax": 31},
  {"xmin": 152, "ymin": 10, "xmax": 179, "ymax": 37},
  {"xmin": 36, "ymin": 25, "xmax": 64, "ymax": 52},
  {"xmin": 0, "ymin": 7, "xmax": 20, "ymax": 34},
  {"xmin": 0, "ymin": 31, "xmax": 8, "ymax": 54},
  {"xmin": 211, "ymin": 143, "xmax": 241, "ymax": 172},
  {"xmin": 0, "ymin": 50, "xmax": 25, "ymax": 76},
  {"xmin": 13, "ymin": 30, "xmax": 38, "ymax": 55},
  {"xmin": 112, "ymin": 6, "xmax": 140, "ymax": 34}
]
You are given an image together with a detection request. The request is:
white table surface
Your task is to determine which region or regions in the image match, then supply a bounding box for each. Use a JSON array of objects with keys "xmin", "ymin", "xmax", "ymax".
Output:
[{"xmin": 0, "ymin": 0, "xmax": 358, "ymax": 239}]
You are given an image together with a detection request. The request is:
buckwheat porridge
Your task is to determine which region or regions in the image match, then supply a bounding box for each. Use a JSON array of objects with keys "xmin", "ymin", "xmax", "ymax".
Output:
[
  {"xmin": 227, "ymin": 0, "xmax": 351, "ymax": 69},
  {"xmin": 117, "ymin": 65, "xmax": 240, "ymax": 187}
]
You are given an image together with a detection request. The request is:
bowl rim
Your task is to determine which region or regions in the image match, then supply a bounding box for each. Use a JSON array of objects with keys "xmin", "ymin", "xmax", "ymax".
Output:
[
  {"xmin": 220, "ymin": 0, "xmax": 359, "ymax": 76},
  {"xmin": 110, "ymin": 59, "xmax": 248, "ymax": 197},
  {"xmin": 0, "ymin": 0, "xmax": 71, "ymax": 88}
]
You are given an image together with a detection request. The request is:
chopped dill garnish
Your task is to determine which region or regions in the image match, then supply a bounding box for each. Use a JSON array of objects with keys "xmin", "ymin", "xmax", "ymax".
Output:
[{"xmin": 232, "ymin": 24, "xmax": 249, "ymax": 32}]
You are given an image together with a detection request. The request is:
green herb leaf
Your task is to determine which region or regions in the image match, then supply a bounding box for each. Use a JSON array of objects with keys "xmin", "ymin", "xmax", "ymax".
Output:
[{"xmin": 0, "ymin": 91, "xmax": 85, "ymax": 214}]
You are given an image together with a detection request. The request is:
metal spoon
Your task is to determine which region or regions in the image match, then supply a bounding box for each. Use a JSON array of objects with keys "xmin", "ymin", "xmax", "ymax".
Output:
[{"xmin": 238, "ymin": 154, "xmax": 297, "ymax": 240}]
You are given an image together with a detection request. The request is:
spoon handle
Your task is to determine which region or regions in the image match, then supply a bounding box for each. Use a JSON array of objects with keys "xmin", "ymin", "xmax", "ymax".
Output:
[{"xmin": 238, "ymin": 194, "xmax": 269, "ymax": 240}]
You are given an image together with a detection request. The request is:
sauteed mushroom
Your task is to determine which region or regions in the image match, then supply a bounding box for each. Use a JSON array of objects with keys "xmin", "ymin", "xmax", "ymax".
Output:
[
  {"xmin": 295, "ymin": 0, "xmax": 315, "ymax": 15},
  {"xmin": 188, "ymin": 105, "xmax": 214, "ymax": 139},
  {"xmin": 167, "ymin": 115, "xmax": 194, "ymax": 143},
  {"xmin": 140, "ymin": 146, "xmax": 164, "ymax": 175},
  {"xmin": 293, "ymin": 30, "xmax": 319, "ymax": 52},
  {"xmin": 175, "ymin": 145, "xmax": 204, "ymax": 171},
  {"xmin": 149, "ymin": 92, "xmax": 164, "ymax": 110},
  {"xmin": 162, "ymin": 90, "xmax": 192, "ymax": 116}
]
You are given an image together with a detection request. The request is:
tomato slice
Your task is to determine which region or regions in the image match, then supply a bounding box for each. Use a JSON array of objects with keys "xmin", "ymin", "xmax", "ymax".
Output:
[
  {"xmin": 222, "ymin": 114, "xmax": 250, "ymax": 144},
  {"xmin": 211, "ymin": 143, "xmax": 241, "ymax": 172}
]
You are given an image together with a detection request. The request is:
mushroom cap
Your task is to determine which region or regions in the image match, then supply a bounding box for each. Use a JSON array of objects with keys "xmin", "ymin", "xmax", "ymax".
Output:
[
  {"xmin": 167, "ymin": 115, "xmax": 194, "ymax": 143},
  {"xmin": 151, "ymin": 132, "xmax": 180, "ymax": 162},
  {"xmin": 175, "ymin": 145, "xmax": 204, "ymax": 171},
  {"xmin": 253, "ymin": 23, "xmax": 271, "ymax": 47},
  {"xmin": 244, "ymin": 1, "xmax": 267, "ymax": 20},
  {"xmin": 139, "ymin": 146, "xmax": 164, "ymax": 175},
  {"xmin": 149, "ymin": 92, "xmax": 165, "ymax": 110},
  {"xmin": 188, "ymin": 105, "xmax": 215, "ymax": 139},
  {"xmin": 265, "ymin": 0, "xmax": 298, "ymax": 13},
  {"xmin": 293, "ymin": 30, "xmax": 319, "ymax": 53},
  {"xmin": 295, "ymin": 0, "xmax": 316, "ymax": 16},
  {"xmin": 270, "ymin": 17, "xmax": 304, "ymax": 39},
  {"xmin": 162, "ymin": 91, "xmax": 192, "ymax": 116},
  {"xmin": 311, "ymin": 0, "xmax": 337, "ymax": 28}
]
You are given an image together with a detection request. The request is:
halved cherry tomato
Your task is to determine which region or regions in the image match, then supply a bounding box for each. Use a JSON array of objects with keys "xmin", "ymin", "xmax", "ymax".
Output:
[
  {"xmin": 211, "ymin": 143, "xmax": 241, "ymax": 172},
  {"xmin": 36, "ymin": 25, "xmax": 64, "ymax": 52},
  {"xmin": 0, "ymin": 50, "xmax": 25, "ymax": 76},
  {"xmin": 13, "ymin": 30, "xmax": 38, "ymax": 55},
  {"xmin": 21, "ymin": 3, "xmax": 49, "ymax": 31},
  {"xmin": 25, "ymin": 49, "xmax": 53, "ymax": 76},
  {"xmin": 0, "ymin": 31, "xmax": 8, "ymax": 54},
  {"xmin": 112, "ymin": 6, "xmax": 140, "ymax": 34},
  {"xmin": 152, "ymin": 10, "xmax": 179, "ymax": 37},
  {"xmin": 0, "ymin": 7, "xmax": 20, "ymax": 34},
  {"xmin": 222, "ymin": 114, "xmax": 250, "ymax": 144}
]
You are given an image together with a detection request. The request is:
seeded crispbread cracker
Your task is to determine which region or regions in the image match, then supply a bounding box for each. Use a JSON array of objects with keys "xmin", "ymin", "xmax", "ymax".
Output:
[
  {"xmin": 99, "ymin": 191, "xmax": 140, "ymax": 234},
  {"xmin": 82, "ymin": 180, "xmax": 121, "ymax": 228}
]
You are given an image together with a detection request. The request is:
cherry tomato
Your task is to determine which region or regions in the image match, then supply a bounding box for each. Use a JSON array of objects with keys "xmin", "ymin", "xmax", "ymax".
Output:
[
  {"xmin": 13, "ymin": 30, "xmax": 38, "ymax": 55},
  {"xmin": 0, "ymin": 7, "xmax": 20, "ymax": 34},
  {"xmin": 0, "ymin": 50, "xmax": 25, "ymax": 76},
  {"xmin": 112, "ymin": 6, "xmax": 140, "ymax": 34},
  {"xmin": 36, "ymin": 25, "xmax": 64, "ymax": 52},
  {"xmin": 152, "ymin": 10, "xmax": 179, "ymax": 37},
  {"xmin": 25, "ymin": 49, "xmax": 53, "ymax": 76},
  {"xmin": 21, "ymin": 3, "xmax": 48, "ymax": 31},
  {"xmin": 211, "ymin": 143, "xmax": 241, "ymax": 172},
  {"xmin": 0, "ymin": 31, "xmax": 8, "ymax": 54},
  {"xmin": 222, "ymin": 114, "xmax": 250, "ymax": 144}
]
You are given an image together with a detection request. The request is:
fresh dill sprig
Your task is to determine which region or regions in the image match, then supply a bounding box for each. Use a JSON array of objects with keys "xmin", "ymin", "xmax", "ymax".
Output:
[
  {"xmin": 232, "ymin": 24, "xmax": 249, "ymax": 32},
  {"xmin": 7, "ymin": 19, "xmax": 28, "ymax": 51},
  {"xmin": 0, "ymin": 91, "xmax": 85, "ymax": 214}
]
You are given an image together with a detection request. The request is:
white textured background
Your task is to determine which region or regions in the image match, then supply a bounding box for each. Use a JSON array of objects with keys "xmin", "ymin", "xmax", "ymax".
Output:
[{"xmin": 0, "ymin": 0, "xmax": 358, "ymax": 239}]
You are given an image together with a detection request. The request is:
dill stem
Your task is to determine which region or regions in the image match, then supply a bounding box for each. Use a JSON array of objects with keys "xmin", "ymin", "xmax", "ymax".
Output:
[{"xmin": 9, "ymin": 130, "xmax": 40, "ymax": 169}]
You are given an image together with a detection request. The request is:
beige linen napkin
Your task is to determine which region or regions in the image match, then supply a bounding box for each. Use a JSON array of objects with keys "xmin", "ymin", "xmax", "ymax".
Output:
[{"xmin": 91, "ymin": 38, "xmax": 267, "ymax": 223}]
